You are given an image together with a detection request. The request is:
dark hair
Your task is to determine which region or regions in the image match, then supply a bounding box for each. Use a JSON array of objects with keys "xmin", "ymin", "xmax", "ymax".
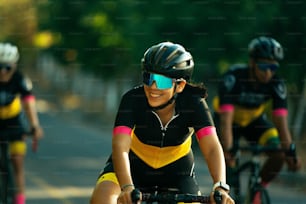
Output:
[{"xmin": 184, "ymin": 82, "xmax": 208, "ymax": 99}]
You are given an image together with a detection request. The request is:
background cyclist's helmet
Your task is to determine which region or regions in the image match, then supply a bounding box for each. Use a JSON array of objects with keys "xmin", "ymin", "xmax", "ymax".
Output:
[
  {"xmin": 141, "ymin": 41, "xmax": 194, "ymax": 80},
  {"xmin": 248, "ymin": 36, "xmax": 284, "ymax": 61},
  {"xmin": 0, "ymin": 43, "xmax": 20, "ymax": 64}
]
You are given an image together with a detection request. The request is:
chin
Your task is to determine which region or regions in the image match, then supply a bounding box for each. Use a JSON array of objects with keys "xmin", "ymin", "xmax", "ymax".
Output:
[{"xmin": 148, "ymin": 101, "xmax": 161, "ymax": 108}]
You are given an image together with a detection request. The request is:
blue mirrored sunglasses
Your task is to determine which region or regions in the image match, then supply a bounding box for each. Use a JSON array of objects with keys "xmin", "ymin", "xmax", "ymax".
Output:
[
  {"xmin": 256, "ymin": 63, "xmax": 279, "ymax": 72},
  {"xmin": 143, "ymin": 72, "xmax": 175, "ymax": 90},
  {"xmin": 0, "ymin": 64, "xmax": 12, "ymax": 71}
]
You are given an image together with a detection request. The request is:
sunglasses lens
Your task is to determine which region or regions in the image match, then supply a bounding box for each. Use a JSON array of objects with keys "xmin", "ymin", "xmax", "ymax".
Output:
[
  {"xmin": 143, "ymin": 72, "xmax": 174, "ymax": 89},
  {"xmin": 0, "ymin": 64, "xmax": 12, "ymax": 71},
  {"xmin": 257, "ymin": 63, "xmax": 279, "ymax": 71}
]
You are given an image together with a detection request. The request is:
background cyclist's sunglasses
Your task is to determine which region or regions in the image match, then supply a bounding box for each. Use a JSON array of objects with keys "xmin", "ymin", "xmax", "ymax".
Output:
[
  {"xmin": 256, "ymin": 63, "xmax": 279, "ymax": 72},
  {"xmin": 0, "ymin": 64, "xmax": 13, "ymax": 71},
  {"xmin": 143, "ymin": 72, "xmax": 176, "ymax": 90}
]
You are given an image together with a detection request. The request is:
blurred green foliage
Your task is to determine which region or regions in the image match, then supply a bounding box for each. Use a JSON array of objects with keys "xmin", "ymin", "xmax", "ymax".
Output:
[{"xmin": 1, "ymin": 0, "xmax": 305, "ymax": 93}]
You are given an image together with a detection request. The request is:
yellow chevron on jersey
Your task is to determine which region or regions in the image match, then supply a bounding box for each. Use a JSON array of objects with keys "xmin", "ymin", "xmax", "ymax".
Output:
[
  {"xmin": 131, "ymin": 131, "xmax": 193, "ymax": 169},
  {"xmin": 213, "ymin": 96, "xmax": 267, "ymax": 127},
  {"xmin": 0, "ymin": 97, "xmax": 22, "ymax": 119},
  {"xmin": 233, "ymin": 104, "xmax": 266, "ymax": 127}
]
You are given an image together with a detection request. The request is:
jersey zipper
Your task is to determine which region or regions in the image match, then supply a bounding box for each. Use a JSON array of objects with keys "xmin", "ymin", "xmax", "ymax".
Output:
[{"xmin": 151, "ymin": 111, "xmax": 179, "ymax": 147}]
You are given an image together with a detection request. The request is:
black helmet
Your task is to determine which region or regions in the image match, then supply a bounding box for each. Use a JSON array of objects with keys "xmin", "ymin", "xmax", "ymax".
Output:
[
  {"xmin": 248, "ymin": 36, "xmax": 284, "ymax": 61},
  {"xmin": 141, "ymin": 42, "xmax": 194, "ymax": 80}
]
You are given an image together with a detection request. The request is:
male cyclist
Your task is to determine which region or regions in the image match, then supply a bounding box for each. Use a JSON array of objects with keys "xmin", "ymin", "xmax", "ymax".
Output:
[
  {"xmin": 0, "ymin": 42, "xmax": 43, "ymax": 204},
  {"xmin": 213, "ymin": 36, "xmax": 301, "ymax": 204},
  {"xmin": 90, "ymin": 42, "xmax": 234, "ymax": 204}
]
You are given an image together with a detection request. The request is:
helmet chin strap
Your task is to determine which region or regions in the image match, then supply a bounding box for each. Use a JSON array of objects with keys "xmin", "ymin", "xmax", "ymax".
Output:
[{"xmin": 150, "ymin": 93, "xmax": 178, "ymax": 111}]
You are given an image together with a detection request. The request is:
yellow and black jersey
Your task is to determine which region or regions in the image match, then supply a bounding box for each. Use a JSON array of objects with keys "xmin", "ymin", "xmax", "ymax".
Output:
[
  {"xmin": 214, "ymin": 64, "xmax": 287, "ymax": 127},
  {"xmin": 0, "ymin": 71, "xmax": 33, "ymax": 120},
  {"xmin": 114, "ymin": 85, "xmax": 214, "ymax": 168},
  {"xmin": 98, "ymin": 85, "xmax": 215, "ymax": 193}
]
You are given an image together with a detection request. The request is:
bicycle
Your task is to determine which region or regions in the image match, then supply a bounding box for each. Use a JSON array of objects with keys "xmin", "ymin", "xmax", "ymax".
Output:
[
  {"xmin": 0, "ymin": 130, "xmax": 33, "ymax": 204},
  {"xmin": 131, "ymin": 187, "xmax": 222, "ymax": 204},
  {"xmin": 228, "ymin": 143, "xmax": 297, "ymax": 204}
]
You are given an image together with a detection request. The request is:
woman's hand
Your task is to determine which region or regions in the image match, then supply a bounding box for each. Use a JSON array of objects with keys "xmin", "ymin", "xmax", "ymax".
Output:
[
  {"xmin": 117, "ymin": 185, "xmax": 136, "ymax": 204},
  {"xmin": 210, "ymin": 189, "xmax": 235, "ymax": 204},
  {"xmin": 31, "ymin": 125, "xmax": 44, "ymax": 152}
]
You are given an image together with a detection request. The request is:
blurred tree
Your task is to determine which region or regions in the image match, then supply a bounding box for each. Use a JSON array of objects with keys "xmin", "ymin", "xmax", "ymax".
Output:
[
  {"xmin": 0, "ymin": 0, "xmax": 38, "ymax": 65},
  {"xmin": 33, "ymin": 0, "xmax": 305, "ymax": 92},
  {"xmin": 36, "ymin": 0, "xmax": 134, "ymax": 78},
  {"xmin": 1, "ymin": 0, "xmax": 304, "ymax": 135}
]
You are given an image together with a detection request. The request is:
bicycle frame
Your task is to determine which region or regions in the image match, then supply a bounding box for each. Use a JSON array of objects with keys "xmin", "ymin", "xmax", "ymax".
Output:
[
  {"xmin": 230, "ymin": 147, "xmax": 271, "ymax": 204},
  {"xmin": 0, "ymin": 140, "xmax": 15, "ymax": 204}
]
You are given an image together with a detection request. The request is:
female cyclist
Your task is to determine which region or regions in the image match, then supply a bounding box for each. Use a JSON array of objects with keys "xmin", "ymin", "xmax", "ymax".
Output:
[
  {"xmin": 0, "ymin": 42, "xmax": 43, "ymax": 204},
  {"xmin": 90, "ymin": 42, "xmax": 234, "ymax": 204}
]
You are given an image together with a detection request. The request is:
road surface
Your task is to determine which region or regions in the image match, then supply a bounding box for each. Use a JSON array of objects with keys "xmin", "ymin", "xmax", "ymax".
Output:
[{"xmin": 24, "ymin": 111, "xmax": 306, "ymax": 204}]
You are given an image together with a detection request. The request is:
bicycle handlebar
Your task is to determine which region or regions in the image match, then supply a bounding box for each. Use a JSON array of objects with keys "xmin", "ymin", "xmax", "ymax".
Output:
[
  {"xmin": 131, "ymin": 188, "xmax": 222, "ymax": 204},
  {"xmin": 232, "ymin": 143, "xmax": 295, "ymax": 155},
  {"xmin": 232, "ymin": 143, "xmax": 298, "ymax": 164}
]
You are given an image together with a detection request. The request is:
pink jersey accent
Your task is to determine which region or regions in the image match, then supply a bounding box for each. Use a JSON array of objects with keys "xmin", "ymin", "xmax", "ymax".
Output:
[
  {"xmin": 219, "ymin": 104, "xmax": 234, "ymax": 112},
  {"xmin": 22, "ymin": 95, "xmax": 35, "ymax": 102},
  {"xmin": 113, "ymin": 126, "xmax": 132, "ymax": 136},
  {"xmin": 196, "ymin": 126, "xmax": 216, "ymax": 140},
  {"xmin": 272, "ymin": 108, "xmax": 288, "ymax": 116},
  {"xmin": 15, "ymin": 193, "xmax": 25, "ymax": 204}
]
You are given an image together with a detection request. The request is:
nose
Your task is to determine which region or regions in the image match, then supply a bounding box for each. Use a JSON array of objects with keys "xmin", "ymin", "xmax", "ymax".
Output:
[
  {"xmin": 265, "ymin": 69, "xmax": 273, "ymax": 75},
  {"xmin": 150, "ymin": 81, "xmax": 158, "ymax": 89}
]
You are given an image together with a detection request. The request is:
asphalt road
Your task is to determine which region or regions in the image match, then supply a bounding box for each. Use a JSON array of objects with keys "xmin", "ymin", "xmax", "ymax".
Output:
[{"xmin": 24, "ymin": 112, "xmax": 306, "ymax": 204}]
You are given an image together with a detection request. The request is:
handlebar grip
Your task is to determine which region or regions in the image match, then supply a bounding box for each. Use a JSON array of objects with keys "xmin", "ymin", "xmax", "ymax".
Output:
[
  {"xmin": 214, "ymin": 190, "xmax": 222, "ymax": 204},
  {"xmin": 131, "ymin": 189, "xmax": 141, "ymax": 202}
]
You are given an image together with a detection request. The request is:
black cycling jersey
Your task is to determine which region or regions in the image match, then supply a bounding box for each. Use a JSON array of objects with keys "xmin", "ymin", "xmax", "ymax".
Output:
[
  {"xmin": 0, "ymin": 71, "xmax": 32, "ymax": 106},
  {"xmin": 100, "ymin": 84, "xmax": 215, "ymax": 193},
  {"xmin": 0, "ymin": 71, "xmax": 33, "ymax": 140},
  {"xmin": 116, "ymin": 85, "xmax": 213, "ymax": 146},
  {"xmin": 219, "ymin": 64, "xmax": 287, "ymax": 109},
  {"xmin": 214, "ymin": 64, "xmax": 287, "ymax": 127},
  {"xmin": 213, "ymin": 64, "xmax": 288, "ymax": 146}
]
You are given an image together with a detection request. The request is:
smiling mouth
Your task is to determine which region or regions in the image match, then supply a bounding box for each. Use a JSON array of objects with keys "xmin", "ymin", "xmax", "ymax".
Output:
[{"xmin": 149, "ymin": 92, "xmax": 162, "ymax": 98}]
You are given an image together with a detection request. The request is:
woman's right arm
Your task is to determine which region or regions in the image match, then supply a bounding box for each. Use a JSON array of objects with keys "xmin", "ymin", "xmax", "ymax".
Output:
[
  {"xmin": 112, "ymin": 129, "xmax": 135, "ymax": 203},
  {"xmin": 112, "ymin": 132, "xmax": 133, "ymax": 188}
]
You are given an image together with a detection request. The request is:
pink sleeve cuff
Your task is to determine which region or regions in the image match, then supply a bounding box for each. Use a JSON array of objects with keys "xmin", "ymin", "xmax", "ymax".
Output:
[
  {"xmin": 22, "ymin": 95, "xmax": 35, "ymax": 102},
  {"xmin": 219, "ymin": 104, "xmax": 234, "ymax": 112},
  {"xmin": 272, "ymin": 108, "xmax": 288, "ymax": 116},
  {"xmin": 113, "ymin": 126, "xmax": 132, "ymax": 137},
  {"xmin": 196, "ymin": 126, "xmax": 216, "ymax": 140}
]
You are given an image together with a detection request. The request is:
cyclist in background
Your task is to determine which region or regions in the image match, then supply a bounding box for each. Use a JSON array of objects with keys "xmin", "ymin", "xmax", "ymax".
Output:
[
  {"xmin": 0, "ymin": 42, "xmax": 43, "ymax": 204},
  {"xmin": 90, "ymin": 42, "xmax": 234, "ymax": 204},
  {"xmin": 213, "ymin": 36, "xmax": 301, "ymax": 204}
]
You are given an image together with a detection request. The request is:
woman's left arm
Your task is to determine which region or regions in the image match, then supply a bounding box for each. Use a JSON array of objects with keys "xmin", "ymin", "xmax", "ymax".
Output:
[
  {"xmin": 22, "ymin": 96, "xmax": 44, "ymax": 150},
  {"xmin": 197, "ymin": 130, "xmax": 226, "ymax": 184},
  {"xmin": 197, "ymin": 128, "xmax": 237, "ymax": 204}
]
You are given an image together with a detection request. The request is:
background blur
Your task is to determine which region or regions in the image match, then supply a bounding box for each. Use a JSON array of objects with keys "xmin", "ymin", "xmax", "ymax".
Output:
[
  {"xmin": 1, "ymin": 1, "xmax": 305, "ymax": 145},
  {"xmin": 1, "ymin": 1, "xmax": 306, "ymax": 202}
]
